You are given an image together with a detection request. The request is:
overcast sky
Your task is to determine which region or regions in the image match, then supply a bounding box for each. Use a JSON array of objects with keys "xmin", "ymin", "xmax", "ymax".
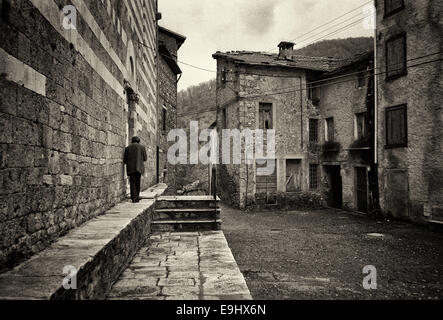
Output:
[{"xmin": 158, "ymin": 0, "xmax": 375, "ymax": 91}]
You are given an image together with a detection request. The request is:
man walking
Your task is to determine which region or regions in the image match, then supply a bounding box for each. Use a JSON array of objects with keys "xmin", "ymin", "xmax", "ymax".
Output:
[{"xmin": 124, "ymin": 136, "xmax": 147, "ymax": 203}]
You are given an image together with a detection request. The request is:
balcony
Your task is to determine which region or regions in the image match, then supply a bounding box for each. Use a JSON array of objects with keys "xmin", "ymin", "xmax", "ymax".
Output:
[
  {"xmin": 322, "ymin": 141, "xmax": 341, "ymax": 153},
  {"xmin": 348, "ymin": 136, "xmax": 371, "ymax": 151}
]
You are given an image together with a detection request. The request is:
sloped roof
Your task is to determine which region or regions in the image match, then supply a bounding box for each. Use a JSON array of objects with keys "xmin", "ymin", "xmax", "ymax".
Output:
[
  {"xmin": 212, "ymin": 51, "xmax": 346, "ymax": 72},
  {"xmin": 323, "ymin": 50, "xmax": 374, "ymax": 76},
  {"xmin": 159, "ymin": 26, "xmax": 186, "ymax": 50}
]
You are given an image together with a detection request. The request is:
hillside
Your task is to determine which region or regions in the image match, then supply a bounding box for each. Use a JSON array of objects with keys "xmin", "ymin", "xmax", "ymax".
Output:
[
  {"xmin": 177, "ymin": 37, "xmax": 374, "ymax": 115},
  {"xmin": 293, "ymin": 37, "xmax": 373, "ymax": 58}
]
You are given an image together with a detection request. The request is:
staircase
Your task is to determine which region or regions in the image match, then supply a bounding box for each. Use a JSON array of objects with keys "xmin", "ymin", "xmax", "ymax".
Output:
[{"xmin": 151, "ymin": 196, "xmax": 221, "ymax": 232}]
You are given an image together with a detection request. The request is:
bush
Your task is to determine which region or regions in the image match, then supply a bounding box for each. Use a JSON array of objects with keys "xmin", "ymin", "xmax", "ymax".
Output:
[{"xmin": 276, "ymin": 192, "xmax": 324, "ymax": 210}]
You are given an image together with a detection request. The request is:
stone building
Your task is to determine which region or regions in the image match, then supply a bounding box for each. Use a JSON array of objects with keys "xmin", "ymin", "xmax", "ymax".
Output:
[
  {"xmin": 0, "ymin": 0, "xmax": 159, "ymax": 271},
  {"xmin": 213, "ymin": 44, "xmax": 348, "ymax": 209},
  {"xmin": 316, "ymin": 52, "xmax": 378, "ymax": 213},
  {"xmin": 375, "ymin": 0, "xmax": 443, "ymax": 223},
  {"xmin": 157, "ymin": 26, "xmax": 185, "ymax": 187}
]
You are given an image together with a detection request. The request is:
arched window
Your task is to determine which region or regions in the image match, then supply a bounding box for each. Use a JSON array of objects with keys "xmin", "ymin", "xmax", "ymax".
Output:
[{"xmin": 130, "ymin": 56, "xmax": 134, "ymax": 78}]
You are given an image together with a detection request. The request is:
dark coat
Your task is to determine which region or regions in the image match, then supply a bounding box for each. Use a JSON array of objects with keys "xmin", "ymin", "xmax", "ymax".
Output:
[{"xmin": 124, "ymin": 143, "xmax": 147, "ymax": 175}]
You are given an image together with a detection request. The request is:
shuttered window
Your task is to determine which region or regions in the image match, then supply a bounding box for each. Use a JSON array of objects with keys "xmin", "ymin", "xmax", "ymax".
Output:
[
  {"xmin": 385, "ymin": 0, "xmax": 404, "ymax": 16},
  {"xmin": 386, "ymin": 104, "xmax": 407, "ymax": 148},
  {"xmin": 386, "ymin": 33, "xmax": 407, "ymax": 79}
]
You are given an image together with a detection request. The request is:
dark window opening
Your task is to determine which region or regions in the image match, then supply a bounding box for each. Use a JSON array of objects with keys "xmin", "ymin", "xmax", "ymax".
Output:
[
  {"xmin": 259, "ymin": 103, "xmax": 273, "ymax": 130},
  {"xmin": 308, "ymin": 84, "xmax": 320, "ymax": 105},
  {"xmin": 309, "ymin": 119, "xmax": 319, "ymax": 143},
  {"xmin": 130, "ymin": 56, "xmax": 134, "ymax": 78},
  {"xmin": 309, "ymin": 164, "xmax": 319, "ymax": 189},
  {"xmin": 386, "ymin": 33, "xmax": 407, "ymax": 80},
  {"xmin": 385, "ymin": 0, "xmax": 404, "ymax": 17},
  {"xmin": 162, "ymin": 107, "xmax": 167, "ymax": 132},
  {"xmin": 386, "ymin": 104, "xmax": 407, "ymax": 148}
]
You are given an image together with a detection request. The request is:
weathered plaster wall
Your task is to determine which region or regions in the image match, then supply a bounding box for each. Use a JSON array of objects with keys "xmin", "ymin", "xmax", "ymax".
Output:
[
  {"xmin": 215, "ymin": 58, "xmax": 324, "ymax": 208},
  {"xmin": 0, "ymin": 0, "xmax": 158, "ymax": 271},
  {"xmin": 319, "ymin": 67, "xmax": 371, "ymax": 210},
  {"xmin": 376, "ymin": 0, "xmax": 443, "ymax": 222}
]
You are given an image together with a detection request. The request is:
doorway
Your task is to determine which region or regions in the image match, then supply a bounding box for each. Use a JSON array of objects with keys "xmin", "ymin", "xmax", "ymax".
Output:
[
  {"xmin": 356, "ymin": 167, "xmax": 368, "ymax": 213},
  {"xmin": 286, "ymin": 159, "xmax": 302, "ymax": 192},
  {"xmin": 156, "ymin": 146, "xmax": 160, "ymax": 184},
  {"xmin": 325, "ymin": 165, "xmax": 343, "ymax": 208}
]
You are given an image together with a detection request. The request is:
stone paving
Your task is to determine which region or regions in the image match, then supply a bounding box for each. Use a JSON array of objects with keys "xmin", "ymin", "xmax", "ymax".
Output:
[{"xmin": 108, "ymin": 231, "xmax": 252, "ymax": 300}]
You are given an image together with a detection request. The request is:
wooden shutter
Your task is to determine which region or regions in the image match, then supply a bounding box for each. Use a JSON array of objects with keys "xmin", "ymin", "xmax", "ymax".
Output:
[
  {"xmin": 387, "ymin": 34, "xmax": 406, "ymax": 78},
  {"xmin": 386, "ymin": 105, "xmax": 407, "ymax": 147},
  {"xmin": 326, "ymin": 118, "xmax": 334, "ymax": 142}
]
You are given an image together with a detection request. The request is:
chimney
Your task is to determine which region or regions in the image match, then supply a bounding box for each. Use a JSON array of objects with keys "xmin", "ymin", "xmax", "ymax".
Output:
[{"xmin": 278, "ymin": 41, "xmax": 295, "ymax": 59}]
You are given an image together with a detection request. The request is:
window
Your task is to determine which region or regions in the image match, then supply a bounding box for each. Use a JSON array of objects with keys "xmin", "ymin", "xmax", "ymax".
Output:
[
  {"xmin": 222, "ymin": 108, "xmax": 227, "ymax": 129},
  {"xmin": 309, "ymin": 119, "xmax": 319, "ymax": 143},
  {"xmin": 221, "ymin": 67, "xmax": 227, "ymax": 84},
  {"xmin": 357, "ymin": 71, "xmax": 366, "ymax": 88},
  {"xmin": 355, "ymin": 112, "xmax": 368, "ymax": 140},
  {"xmin": 308, "ymin": 84, "xmax": 320, "ymax": 105},
  {"xmin": 309, "ymin": 164, "xmax": 319, "ymax": 189},
  {"xmin": 385, "ymin": 0, "xmax": 404, "ymax": 17},
  {"xmin": 386, "ymin": 33, "xmax": 407, "ymax": 80},
  {"xmin": 162, "ymin": 106, "xmax": 167, "ymax": 131},
  {"xmin": 386, "ymin": 104, "xmax": 407, "ymax": 148},
  {"xmin": 325, "ymin": 117, "xmax": 334, "ymax": 142},
  {"xmin": 259, "ymin": 103, "xmax": 273, "ymax": 130}
]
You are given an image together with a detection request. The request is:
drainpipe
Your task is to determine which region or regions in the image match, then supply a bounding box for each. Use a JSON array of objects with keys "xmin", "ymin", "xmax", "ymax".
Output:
[
  {"xmin": 299, "ymin": 76, "xmax": 303, "ymax": 149},
  {"xmin": 155, "ymin": 0, "xmax": 160, "ymax": 184},
  {"xmin": 373, "ymin": 7, "xmax": 378, "ymax": 165}
]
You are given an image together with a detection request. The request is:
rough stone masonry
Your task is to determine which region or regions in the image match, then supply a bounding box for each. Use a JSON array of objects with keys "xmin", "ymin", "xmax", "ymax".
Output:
[{"xmin": 0, "ymin": 0, "xmax": 159, "ymax": 271}]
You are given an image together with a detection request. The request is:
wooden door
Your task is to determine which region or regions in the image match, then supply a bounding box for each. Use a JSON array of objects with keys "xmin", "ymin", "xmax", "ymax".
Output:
[
  {"xmin": 286, "ymin": 160, "xmax": 302, "ymax": 192},
  {"xmin": 356, "ymin": 167, "xmax": 368, "ymax": 213}
]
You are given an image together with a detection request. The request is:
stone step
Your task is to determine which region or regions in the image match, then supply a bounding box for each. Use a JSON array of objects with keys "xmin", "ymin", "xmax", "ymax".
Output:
[
  {"xmin": 153, "ymin": 208, "xmax": 221, "ymax": 221},
  {"xmin": 151, "ymin": 219, "xmax": 222, "ymax": 232},
  {"xmin": 156, "ymin": 196, "xmax": 220, "ymax": 209}
]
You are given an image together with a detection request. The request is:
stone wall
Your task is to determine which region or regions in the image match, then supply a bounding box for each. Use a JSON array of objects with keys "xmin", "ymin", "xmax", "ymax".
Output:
[
  {"xmin": 318, "ymin": 57, "xmax": 374, "ymax": 211},
  {"xmin": 376, "ymin": 0, "xmax": 443, "ymax": 222},
  {"xmin": 158, "ymin": 45, "xmax": 177, "ymax": 188},
  {"xmin": 0, "ymin": 0, "xmax": 158, "ymax": 271}
]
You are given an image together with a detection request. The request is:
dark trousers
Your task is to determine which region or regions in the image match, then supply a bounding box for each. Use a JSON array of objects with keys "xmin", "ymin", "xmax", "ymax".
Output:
[{"xmin": 129, "ymin": 172, "xmax": 141, "ymax": 202}]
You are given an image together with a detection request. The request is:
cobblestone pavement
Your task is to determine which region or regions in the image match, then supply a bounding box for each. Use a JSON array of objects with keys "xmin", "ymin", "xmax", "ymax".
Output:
[
  {"xmin": 222, "ymin": 205, "xmax": 443, "ymax": 300},
  {"xmin": 108, "ymin": 231, "xmax": 252, "ymax": 300}
]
